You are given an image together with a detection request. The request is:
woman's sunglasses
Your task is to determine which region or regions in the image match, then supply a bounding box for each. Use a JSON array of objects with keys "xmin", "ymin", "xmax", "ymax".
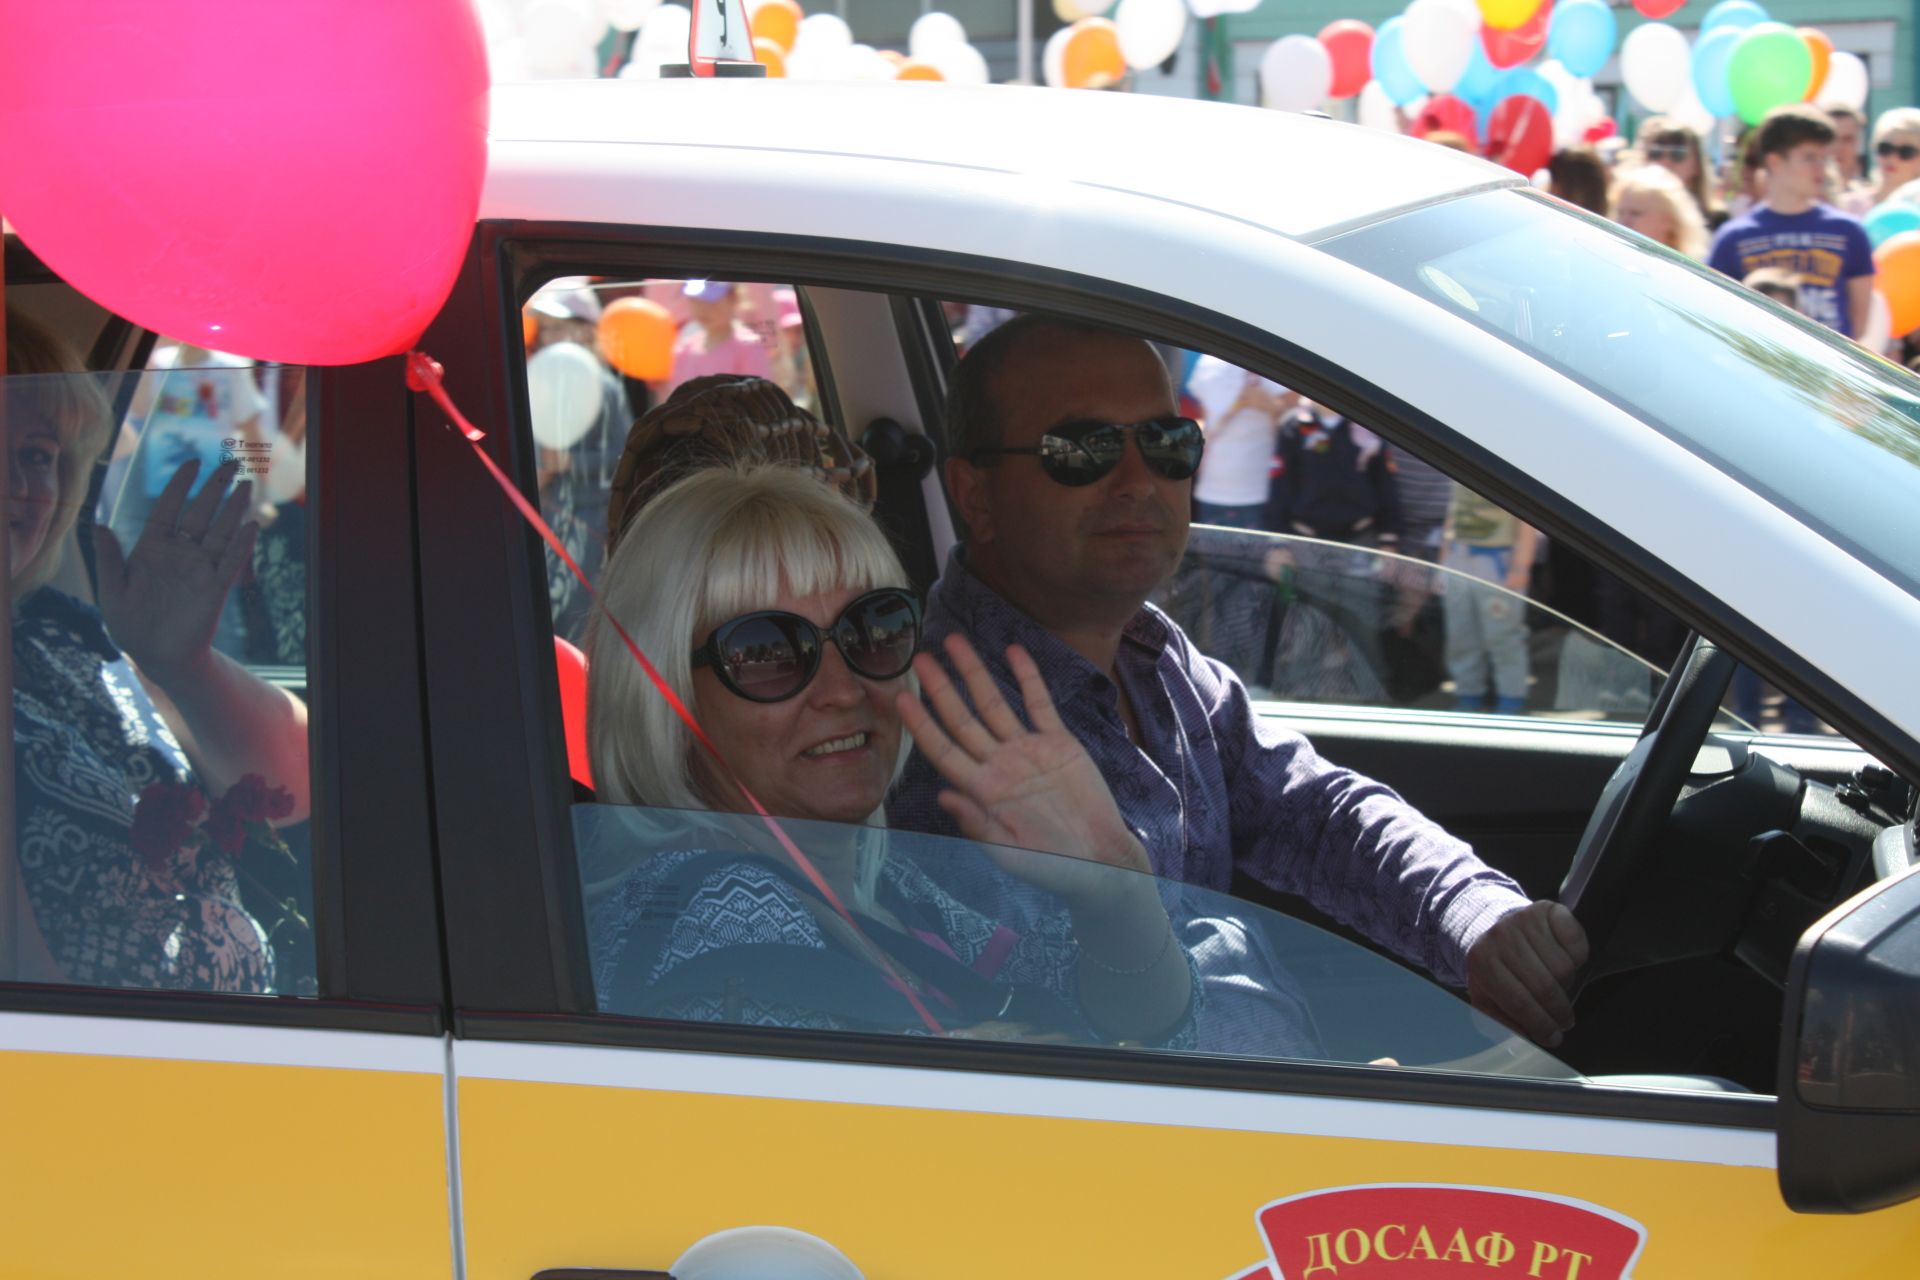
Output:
[
  {"xmin": 1644, "ymin": 144, "xmax": 1692, "ymax": 163},
  {"xmin": 1879, "ymin": 141, "xmax": 1920, "ymax": 162},
  {"xmin": 968, "ymin": 415, "xmax": 1206, "ymax": 488},
  {"xmin": 693, "ymin": 587, "xmax": 922, "ymax": 703}
]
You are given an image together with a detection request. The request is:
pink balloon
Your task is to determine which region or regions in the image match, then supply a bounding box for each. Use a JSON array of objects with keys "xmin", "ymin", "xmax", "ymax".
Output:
[
  {"xmin": 0, "ymin": 1, "xmax": 489, "ymax": 366},
  {"xmin": 1318, "ymin": 20, "xmax": 1375, "ymax": 101}
]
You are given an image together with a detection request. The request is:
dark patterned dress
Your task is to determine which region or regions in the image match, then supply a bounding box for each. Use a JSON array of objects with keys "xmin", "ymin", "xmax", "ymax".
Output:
[
  {"xmin": 11, "ymin": 589, "xmax": 271, "ymax": 992},
  {"xmin": 589, "ymin": 846, "xmax": 1199, "ymax": 1046}
]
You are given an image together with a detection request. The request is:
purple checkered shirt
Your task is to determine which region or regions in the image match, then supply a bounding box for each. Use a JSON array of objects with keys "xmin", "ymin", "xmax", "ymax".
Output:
[{"xmin": 887, "ymin": 548, "xmax": 1529, "ymax": 989}]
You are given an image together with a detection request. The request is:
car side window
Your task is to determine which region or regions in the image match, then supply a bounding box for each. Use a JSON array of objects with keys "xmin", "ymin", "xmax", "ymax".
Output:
[
  {"xmin": 5, "ymin": 321, "xmax": 317, "ymax": 996},
  {"xmin": 572, "ymin": 802, "xmax": 1579, "ymax": 1079}
]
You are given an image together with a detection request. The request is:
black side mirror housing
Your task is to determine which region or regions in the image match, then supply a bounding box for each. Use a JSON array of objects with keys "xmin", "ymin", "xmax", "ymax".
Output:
[{"xmin": 1778, "ymin": 862, "xmax": 1920, "ymax": 1213}]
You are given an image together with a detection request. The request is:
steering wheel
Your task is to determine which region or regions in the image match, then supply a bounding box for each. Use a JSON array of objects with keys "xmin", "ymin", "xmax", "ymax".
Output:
[{"xmin": 1559, "ymin": 634, "xmax": 1738, "ymax": 973}]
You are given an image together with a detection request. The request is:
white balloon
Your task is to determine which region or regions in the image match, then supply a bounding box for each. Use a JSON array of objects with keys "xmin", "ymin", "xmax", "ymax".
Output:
[
  {"xmin": 1259, "ymin": 35, "xmax": 1332, "ymax": 113},
  {"xmin": 618, "ymin": 49, "xmax": 668, "ymax": 77},
  {"xmin": 1114, "ymin": 0, "xmax": 1186, "ymax": 71},
  {"xmin": 1357, "ymin": 79, "xmax": 1400, "ymax": 131},
  {"xmin": 522, "ymin": 0, "xmax": 608, "ymax": 76},
  {"xmin": 527, "ymin": 343, "xmax": 605, "ymax": 453},
  {"xmin": 1619, "ymin": 22, "xmax": 1689, "ymax": 115},
  {"xmin": 1042, "ymin": 25, "xmax": 1073, "ymax": 87},
  {"xmin": 783, "ymin": 44, "xmax": 840, "ymax": 79},
  {"xmin": 1186, "ymin": 0, "xmax": 1259, "ymax": 17},
  {"xmin": 795, "ymin": 12, "xmax": 854, "ymax": 53},
  {"xmin": 927, "ymin": 40, "xmax": 990, "ymax": 85},
  {"xmin": 909, "ymin": 12, "xmax": 969, "ymax": 60},
  {"xmin": 1817, "ymin": 51, "xmax": 1869, "ymax": 113},
  {"xmin": 637, "ymin": 3, "xmax": 690, "ymax": 54},
  {"xmin": 599, "ymin": 0, "xmax": 661, "ymax": 32},
  {"xmin": 1402, "ymin": 0, "xmax": 1475, "ymax": 95},
  {"xmin": 1668, "ymin": 79, "xmax": 1716, "ymax": 137},
  {"xmin": 842, "ymin": 43, "xmax": 898, "ymax": 81}
]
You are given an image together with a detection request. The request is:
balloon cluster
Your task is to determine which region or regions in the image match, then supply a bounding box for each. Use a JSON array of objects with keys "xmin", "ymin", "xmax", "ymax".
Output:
[
  {"xmin": 616, "ymin": 2, "xmax": 988, "ymax": 82},
  {"xmin": 1255, "ymin": 1, "xmax": 1607, "ymax": 174},
  {"xmin": 1619, "ymin": 2, "xmax": 1863, "ymax": 128},
  {"xmin": 1041, "ymin": 0, "xmax": 1188, "ymax": 89}
]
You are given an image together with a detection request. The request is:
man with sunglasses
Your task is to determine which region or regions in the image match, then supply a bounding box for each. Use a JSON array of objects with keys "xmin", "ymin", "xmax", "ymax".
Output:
[
  {"xmin": 889, "ymin": 316, "xmax": 1589, "ymax": 1049},
  {"xmin": 1709, "ymin": 105, "xmax": 1876, "ymax": 341}
]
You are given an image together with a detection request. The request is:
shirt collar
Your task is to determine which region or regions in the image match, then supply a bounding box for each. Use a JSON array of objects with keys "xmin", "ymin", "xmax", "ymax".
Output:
[{"xmin": 930, "ymin": 546, "xmax": 1174, "ymax": 687}]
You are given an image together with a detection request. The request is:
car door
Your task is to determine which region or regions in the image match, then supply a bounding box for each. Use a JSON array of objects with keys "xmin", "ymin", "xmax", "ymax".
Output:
[
  {"xmin": 1, "ymin": 249, "xmax": 455, "ymax": 1277},
  {"xmin": 411, "ymin": 223, "xmax": 1920, "ymax": 1277}
]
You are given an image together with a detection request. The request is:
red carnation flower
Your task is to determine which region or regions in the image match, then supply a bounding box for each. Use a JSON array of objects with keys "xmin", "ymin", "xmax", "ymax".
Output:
[
  {"xmin": 129, "ymin": 782, "xmax": 206, "ymax": 873},
  {"xmin": 206, "ymin": 774, "xmax": 297, "ymax": 856}
]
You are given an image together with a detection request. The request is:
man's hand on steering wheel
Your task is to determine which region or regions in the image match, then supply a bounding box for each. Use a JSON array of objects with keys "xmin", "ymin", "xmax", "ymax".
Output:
[{"xmin": 1465, "ymin": 901, "xmax": 1590, "ymax": 1048}]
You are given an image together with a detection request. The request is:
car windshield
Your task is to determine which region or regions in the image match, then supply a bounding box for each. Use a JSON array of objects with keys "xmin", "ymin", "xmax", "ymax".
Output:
[
  {"xmin": 574, "ymin": 804, "xmax": 1579, "ymax": 1081},
  {"xmin": 1326, "ymin": 188, "xmax": 1920, "ymax": 600}
]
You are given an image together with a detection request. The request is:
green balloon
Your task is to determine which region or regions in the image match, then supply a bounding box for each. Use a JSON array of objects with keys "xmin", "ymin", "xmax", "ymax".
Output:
[{"xmin": 1728, "ymin": 22, "xmax": 1815, "ymax": 126}]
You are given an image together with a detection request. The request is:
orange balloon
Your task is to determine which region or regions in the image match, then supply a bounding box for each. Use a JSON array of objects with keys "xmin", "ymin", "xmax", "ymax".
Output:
[
  {"xmin": 753, "ymin": 36, "xmax": 786, "ymax": 77},
  {"xmin": 1875, "ymin": 231, "xmax": 1920, "ymax": 338},
  {"xmin": 521, "ymin": 308, "xmax": 538, "ymax": 348},
  {"xmin": 752, "ymin": 0, "xmax": 802, "ymax": 53},
  {"xmin": 597, "ymin": 297, "xmax": 677, "ymax": 381},
  {"xmin": 1062, "ymin": 18, "xmax": 1125, "ymax": 90},
  {"xmin": 896, "ymin": 59, "xmax": 944, "ymax": 81},
  {"xmin": 1799, "ymin": 27, "xmax": 1833, "ymax": 101}
]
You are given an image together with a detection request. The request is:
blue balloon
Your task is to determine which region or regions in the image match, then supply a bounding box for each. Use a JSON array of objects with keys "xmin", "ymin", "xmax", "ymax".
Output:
[
  {"xmin": 1866, "ymin": 202, "xmax": 1920, "ymax": 248},
  {"xmin": 1455, "ymin": 38, "xmax": 1500, "ymax": 107},
  {"xmin": 1371, "ymin": 17, "xmax": 1425, "ymax": 108},
  {"xmin": 1700, "ymin": 0, "xmax": 1769, "ymax": 35},
  {"xmin": 1692, "ymin": 25, "xmax": 1742, "ymax": 119},
  {"xmin": 1495, "ymin": 67, "xmax": 1559, "ymax": 117},
  {"xmin": 1548, "ymin": 0, "xmax": 1617, "ymax": 80}
]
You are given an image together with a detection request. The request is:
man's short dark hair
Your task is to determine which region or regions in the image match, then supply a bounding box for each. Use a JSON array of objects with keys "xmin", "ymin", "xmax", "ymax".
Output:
[
  {"xmin": 1753, "ymin": 104, "xmax": 1837, "ymax": 163},
  {"xmin": 944, "ymin": 314, "xmax": 1131, "ymax": 463}
]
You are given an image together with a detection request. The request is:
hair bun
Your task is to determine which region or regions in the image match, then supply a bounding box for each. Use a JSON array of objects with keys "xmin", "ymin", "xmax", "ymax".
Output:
[{"xmin": 606, "ymin": 375, "xmax": 876, "ymax": 553}]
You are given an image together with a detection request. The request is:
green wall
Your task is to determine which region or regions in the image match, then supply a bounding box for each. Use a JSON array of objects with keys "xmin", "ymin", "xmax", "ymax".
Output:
[{"xmin": 1215, "ymin": 0, "xmax": 1918, "ymax": 125}]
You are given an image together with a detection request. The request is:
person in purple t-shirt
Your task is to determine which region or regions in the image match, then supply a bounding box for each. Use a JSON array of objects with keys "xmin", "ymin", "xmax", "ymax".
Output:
[
  {"xmin": 888, "ymin": 316, "xmax": 1591, "ymax": 1048},
  {"xmin": 1708, "ymin": 105, "xmax": 1877, "ymax": 339}
]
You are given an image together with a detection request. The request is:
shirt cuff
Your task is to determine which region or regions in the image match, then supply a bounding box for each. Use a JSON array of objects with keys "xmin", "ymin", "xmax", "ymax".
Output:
[{"xmin": 1435, "ymin": 881, "xmax": 1532, "ymax": 989}]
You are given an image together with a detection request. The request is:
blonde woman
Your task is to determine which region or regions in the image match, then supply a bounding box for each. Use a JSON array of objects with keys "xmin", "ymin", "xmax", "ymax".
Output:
[
  {"xmin": 1860, "ymin": 106, "xmax": 1920, "ymax": 212},
  {"xmin": 1611, "ymin": 165, "xmax": 1710, "ymax": 260},
  {"xmin": 1633, "ymin": 116, "xmax": 1724, "ymax": 229}
]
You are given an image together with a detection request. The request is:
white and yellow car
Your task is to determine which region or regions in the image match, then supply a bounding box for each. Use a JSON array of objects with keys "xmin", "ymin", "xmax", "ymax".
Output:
[{"xmin": 4, "ymin": 73, "xmax": 1919, "ymax": 1278}]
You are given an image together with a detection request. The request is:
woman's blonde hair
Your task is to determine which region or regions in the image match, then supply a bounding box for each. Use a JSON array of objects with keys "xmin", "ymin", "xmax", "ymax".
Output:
[
  {"xmin": 1612, "ymin": 165, "xmax": 1710, "ymax": 261},
  {"xmin": 5, "ymin": 307, "xmax": 113, "ymax": 602},
  {"xmin": 1872, "ymin": 107, "xmax": 1920, "ymax": 184},
  {"xmin": 586, "ymin": 461, "xmax": 915, "ymax": 822}
]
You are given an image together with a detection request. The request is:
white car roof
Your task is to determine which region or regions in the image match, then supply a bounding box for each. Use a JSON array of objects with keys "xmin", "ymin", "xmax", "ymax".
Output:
[{"xmin": 485, "ymin": 79, "xmax": 1522, "ymax": 242}]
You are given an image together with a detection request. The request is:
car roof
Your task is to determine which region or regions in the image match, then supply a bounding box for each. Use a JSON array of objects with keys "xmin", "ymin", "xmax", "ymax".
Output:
[{"xmin": 485, "ymin": 79, "xmax": 1524, "ymax": 243}]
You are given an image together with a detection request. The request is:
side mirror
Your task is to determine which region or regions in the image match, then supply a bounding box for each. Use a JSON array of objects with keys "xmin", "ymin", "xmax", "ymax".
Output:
[{"xmin": 1778, "ymin": 863, "xmax": 1920, "ymax": 1213}]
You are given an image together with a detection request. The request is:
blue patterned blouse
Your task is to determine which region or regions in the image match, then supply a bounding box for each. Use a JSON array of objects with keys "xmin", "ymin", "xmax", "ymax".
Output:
[{"xmin": 11, "ymin": 589, "xmax": 270, "ymax": 992}]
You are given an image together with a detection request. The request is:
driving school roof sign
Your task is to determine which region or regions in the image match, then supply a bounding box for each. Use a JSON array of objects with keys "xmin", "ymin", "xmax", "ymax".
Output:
[{"xmin": 1227, "ymin": 1184, "xmax": 1648, "ymax": 1280}]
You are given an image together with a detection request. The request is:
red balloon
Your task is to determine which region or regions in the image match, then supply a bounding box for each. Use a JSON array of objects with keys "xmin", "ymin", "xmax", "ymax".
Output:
[
  {"xmin": 1318, "ymin": 19, "xmax": 1375, "ymax": 101},
  {"xmin": 1631, "ymin": 0, "xmax": 1686, "ymax": 17},
  {"xmin": 1483, "ymin": 1, "xmax": 1551, "ymax": 69},
  {"xmin": 1413, "ymin": 94, "xmax": 1482, "ymax": 150},
  {"xmin": 1584, "ymin": 118, "xmax": 1618, "ymax": 142},
  {"xmin": 554, "ymin": 637, "xmax": 593, "ymax": 789},
  {"xmin": 1486, "ymin": 94, "xmax": 1554, "ymax": 175},
  {"xmin": 0, "ymin": 0, "xmax": 489, "ymax": 366}
]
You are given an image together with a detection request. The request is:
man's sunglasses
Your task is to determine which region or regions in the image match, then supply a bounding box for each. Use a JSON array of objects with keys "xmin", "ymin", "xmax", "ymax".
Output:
[
  {"xmin": 968, "ymin": 415, "xmax": 1206, "ymax": 487},
  {"xmin": 692, "ymin": 587, "xmax": 922, "ymax": 703},
  {"xmin": 1880, "ymin": 141, "xmax": 1920, "ymax": 162},
  {"xmin": 1644, "ymin": 143, "xmax": 1691, "ymax": 163}
]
